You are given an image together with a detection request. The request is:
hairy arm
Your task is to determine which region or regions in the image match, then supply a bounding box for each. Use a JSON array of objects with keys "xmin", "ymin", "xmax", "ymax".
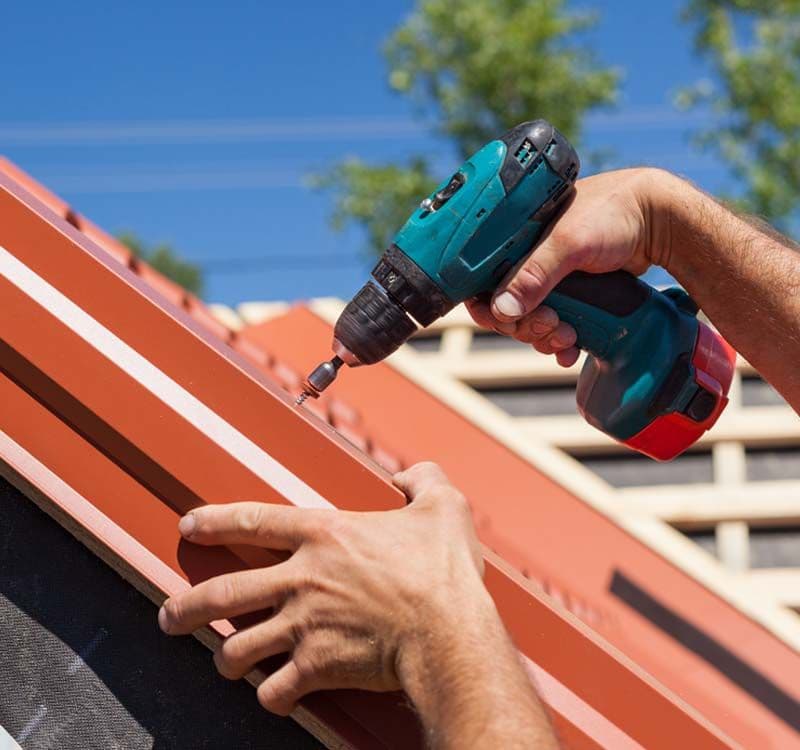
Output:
[
  {"xmin": 398, "ymin": 589, "xmax": 557, "ymax": 749},
  {"xmin": 158, "ymin": 462, "xmax": 558, "ymax": 749},
  {"xmin": 657, "ymin": 173, "xmax": 800, "ymax": 409}
]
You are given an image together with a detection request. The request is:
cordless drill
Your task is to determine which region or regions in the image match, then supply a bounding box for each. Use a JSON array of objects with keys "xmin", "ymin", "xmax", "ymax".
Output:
[{"xmin": 298, "ymin": 120, "xmax": 736, "ymax": 460}]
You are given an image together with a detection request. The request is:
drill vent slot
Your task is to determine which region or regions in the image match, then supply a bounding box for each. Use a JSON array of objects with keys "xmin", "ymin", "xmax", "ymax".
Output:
[
  {"xmin": 550, "ymin": 183, "xmax": 569, "ymax": 203},
  {"xmin": 514, "ymin": 138, "xmax": 534, "ymax": 166}
]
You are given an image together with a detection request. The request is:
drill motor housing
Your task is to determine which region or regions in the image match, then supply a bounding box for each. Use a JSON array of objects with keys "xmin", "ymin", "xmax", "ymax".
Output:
[{"xmin": 329, "ymin": 120, "xmax": 735, "ymax": 460}]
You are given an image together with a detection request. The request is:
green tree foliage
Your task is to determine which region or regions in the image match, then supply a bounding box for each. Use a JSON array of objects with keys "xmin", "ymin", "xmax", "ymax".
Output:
[
  {"xmin": 323, "ymin": 0, "xmax": 619, "ymax": 255},
  {"xmin": 118, "ymin": 232, "xmax": 204, "ymax": 296},
  {"xmin": 680, "ymin": 0, "xmax": 800, "ymax": 228},
  {"xmin": 318, "ymin": 158, "xmax": 436, "ymax": 258}
]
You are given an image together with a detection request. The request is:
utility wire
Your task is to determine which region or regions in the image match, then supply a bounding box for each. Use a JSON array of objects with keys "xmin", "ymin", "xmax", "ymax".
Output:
[
  {"xmin": 0, "ymin": 109, "xmax": 713, "ymax": 147},
  {"xmin": 197, "ymin": 254, "xmax": 368, "ymax": 273}
]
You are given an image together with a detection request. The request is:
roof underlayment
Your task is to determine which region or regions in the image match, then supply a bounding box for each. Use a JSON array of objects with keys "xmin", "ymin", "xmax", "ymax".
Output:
[
  {"xmin": 0, "ymin": 477, "xmax": 320, "ymax": 749},
  {"xmin": 0, "ymin": 158, "xmax": 798, "ymax": 747}
]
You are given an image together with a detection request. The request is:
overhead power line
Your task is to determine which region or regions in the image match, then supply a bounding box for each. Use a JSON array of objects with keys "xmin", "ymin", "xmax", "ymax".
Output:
[
  {"xmin": 0, "ymin": 116, "xmax": 425, "ymax": 146},
  {"xmin": 39, "ymin": 152, "xmax": 722, "ymax": 196},
  {"xmin": 0, "ymin": 108, "xmax": 713, "ymax": 147}
]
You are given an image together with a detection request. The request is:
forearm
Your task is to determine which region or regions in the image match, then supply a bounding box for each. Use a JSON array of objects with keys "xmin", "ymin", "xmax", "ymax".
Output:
[
  {"xmin": 397, "ymin": 585, "xmax": 558, "ymax": 750},
  {"xmin": 654, "ymin": 172, "xmax": 800, "ymax": 410}
]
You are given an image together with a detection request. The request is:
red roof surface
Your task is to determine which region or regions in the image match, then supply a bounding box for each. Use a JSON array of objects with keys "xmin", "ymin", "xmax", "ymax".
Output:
[{"xmin": 1, "ymin": 156, "xmax": 797, "ymax": 747}]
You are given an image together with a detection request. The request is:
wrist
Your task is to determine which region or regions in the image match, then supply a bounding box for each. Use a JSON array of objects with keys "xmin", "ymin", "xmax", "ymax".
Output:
[
  {"xmin": 632, "ymin": 168, "xmax": 683, "ymax": 272},
  {"xmin": 636, "ymin": 168, "xmax": 718, "ymax": 280},
  {"xmin": 395, "ymin": 584, "xmax": 556, "ymax": 748},
  {"xmin": 395, "ymin": 581, "xmax": 499, "ymax": 700}
]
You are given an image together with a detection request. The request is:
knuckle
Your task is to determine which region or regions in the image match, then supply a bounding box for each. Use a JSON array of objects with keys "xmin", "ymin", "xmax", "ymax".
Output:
[
  {"xmin": 300, "ymin": 508, "xmax": 333, "ymax": 543},
  {"xmin": 410, "ymin": 460, "xmax": 439, "ymax": 478},
  {"xmin": 219, "ymin": 631, "xmax": 246, "ymax": 666},
  {"xmin": 420, "ymin": 461, "xmax": 448, "ymax": 486},
  {"xmin": 257, "ymin": 681, "xmax": 288, "ymax": 715},
  {"xmin": 294, "ymin": 639, "xmax": 328, "ymax": 679},
  {"xmin": 531, "ymin": 305, "xmax": 559, "ymax": 328},
  {"xmin": 312, "ymin": 510, "xmax": 349, "ymax": 546},
  {"xmin": 207, "ymin": 576, "xmax": 239, "ymax": 611},
  {"xmin": 429, "ymin": 487, "xmax": 470, "ymax": 518},
  {"xmin": 215, "ymin": 638, "xmax": 244, "ymax": 680},
  {"xmin": 288, "ymin": 565, "xmax": 321, "ymax": 596},
  {"xmin": 557, "ymin": 327, "xmax": 577, "ymax": 348},
  {"xmin": 288, "ymin": 619, "xmax": 307, "ymax": 647},
  {"xmin": 512, "ymin": 260, "xmax": 549, "ymax": 293},
  {"xmin": 445, "ymin": 488, "xmax": 470, "ymax": 514},
  {"xmin": 422, "ymin": 485, "xmax": 452, "ymax": 507},
  {"xmin": 516, "ymin": 323, "xmax": 547, "ymax": 344},
  {"xmin": 238, "ymin": 503, "xmax": 266, "ymax": 536},
  {"xmin": 163, "ymin": 596, "xmax": 184, "ymax": 626},
  {"xmin": 553, "ymin": 226, "xmax": 594, "ymax": 266}
]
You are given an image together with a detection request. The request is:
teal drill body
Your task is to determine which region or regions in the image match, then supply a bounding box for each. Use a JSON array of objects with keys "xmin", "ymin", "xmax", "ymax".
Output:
[
  {"xmin": 302, "ymin": 120, "xmax": 735, "ymax": 460},
  {"xmin": 394, "ymin": 137, "xmax": 566, "ymax": 300}
]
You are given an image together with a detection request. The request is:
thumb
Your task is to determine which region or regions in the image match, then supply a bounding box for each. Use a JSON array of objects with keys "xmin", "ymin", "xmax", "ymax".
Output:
[{"xmin": 491, "ymin": 239, "xmax": 574, "ymax": 322}]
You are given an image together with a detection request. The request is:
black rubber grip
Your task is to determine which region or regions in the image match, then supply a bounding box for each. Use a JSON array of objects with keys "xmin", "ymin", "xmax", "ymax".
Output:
[
  {"xmin": 334, "ymin": 282, "xmax": 417, "ymax": 364},
  {"xmin": 552, "ymin": 270, "xmax": 651, "ymax": 317}
]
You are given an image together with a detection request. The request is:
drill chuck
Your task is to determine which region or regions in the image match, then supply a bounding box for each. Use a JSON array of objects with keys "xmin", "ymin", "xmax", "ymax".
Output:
[{"xmin": 333, "ymin": 281, "xmax": 418, "ymax": 365}]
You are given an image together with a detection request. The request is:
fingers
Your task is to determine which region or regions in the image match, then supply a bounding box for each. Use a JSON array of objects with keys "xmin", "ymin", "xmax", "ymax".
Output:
[
  {"xmin": 546, "ymin": 321, "xmax": 577, "ymax": 351},
  {"xmin": 159, "ymin": 565, "xmax": 291, "ymax": 635},
  {"xmin": 465, "ymin": 298, "xmax": 579, "ymax": 368},
  {"xmin": 464, "ymin": 297, "xmax": 517, "ymax": 335},
  {"xmin": 179, "ymin": 501, "xmax": 324, "ymax": 551},
  {"xmin": 392, "ymin": 461, "xmax": 451, "ymax": 500},
  {"xmin": 257, "ymin": 660, "xmax": 315, "ymax": 716},
  {"xmin": 514, "ymin": 306, "xmax": 559, "ymax": 343},
  {"xmin": 467, "ymin": 294, "xmax": 576, "ymax": 347},
  {"xmin": 491, "ymin": 237, "xmax": 578, "ymax": 322},
  {"xmin": 215, "ymin": 614, "xmax": 294, "ymax": 680},
  {"xmin": 556, "ymin": 346, "xmax": 581, "ymax": 368}
]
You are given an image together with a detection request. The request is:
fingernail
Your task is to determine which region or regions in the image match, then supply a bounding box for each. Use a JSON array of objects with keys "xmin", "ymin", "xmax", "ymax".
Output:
[
  {"xmin": 158, "ymin": 605, "xmax": 171, "ymax": 634},
  {"xmin": 493, "ymin": 292, "xmax": 525, "ymax": 319},
  {"xmin": 550, "ymin": 334, "xmax": 565, "ymax": 348},
  {"xmin": 178, "ymin": 513, "xmax": 197, "ymax": 538}
]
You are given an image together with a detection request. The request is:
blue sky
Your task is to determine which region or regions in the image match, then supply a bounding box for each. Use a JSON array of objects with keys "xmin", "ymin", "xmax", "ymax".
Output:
[{"xmin": 2, "ymin": 1, "xmax": 727, "ymax": 306}]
